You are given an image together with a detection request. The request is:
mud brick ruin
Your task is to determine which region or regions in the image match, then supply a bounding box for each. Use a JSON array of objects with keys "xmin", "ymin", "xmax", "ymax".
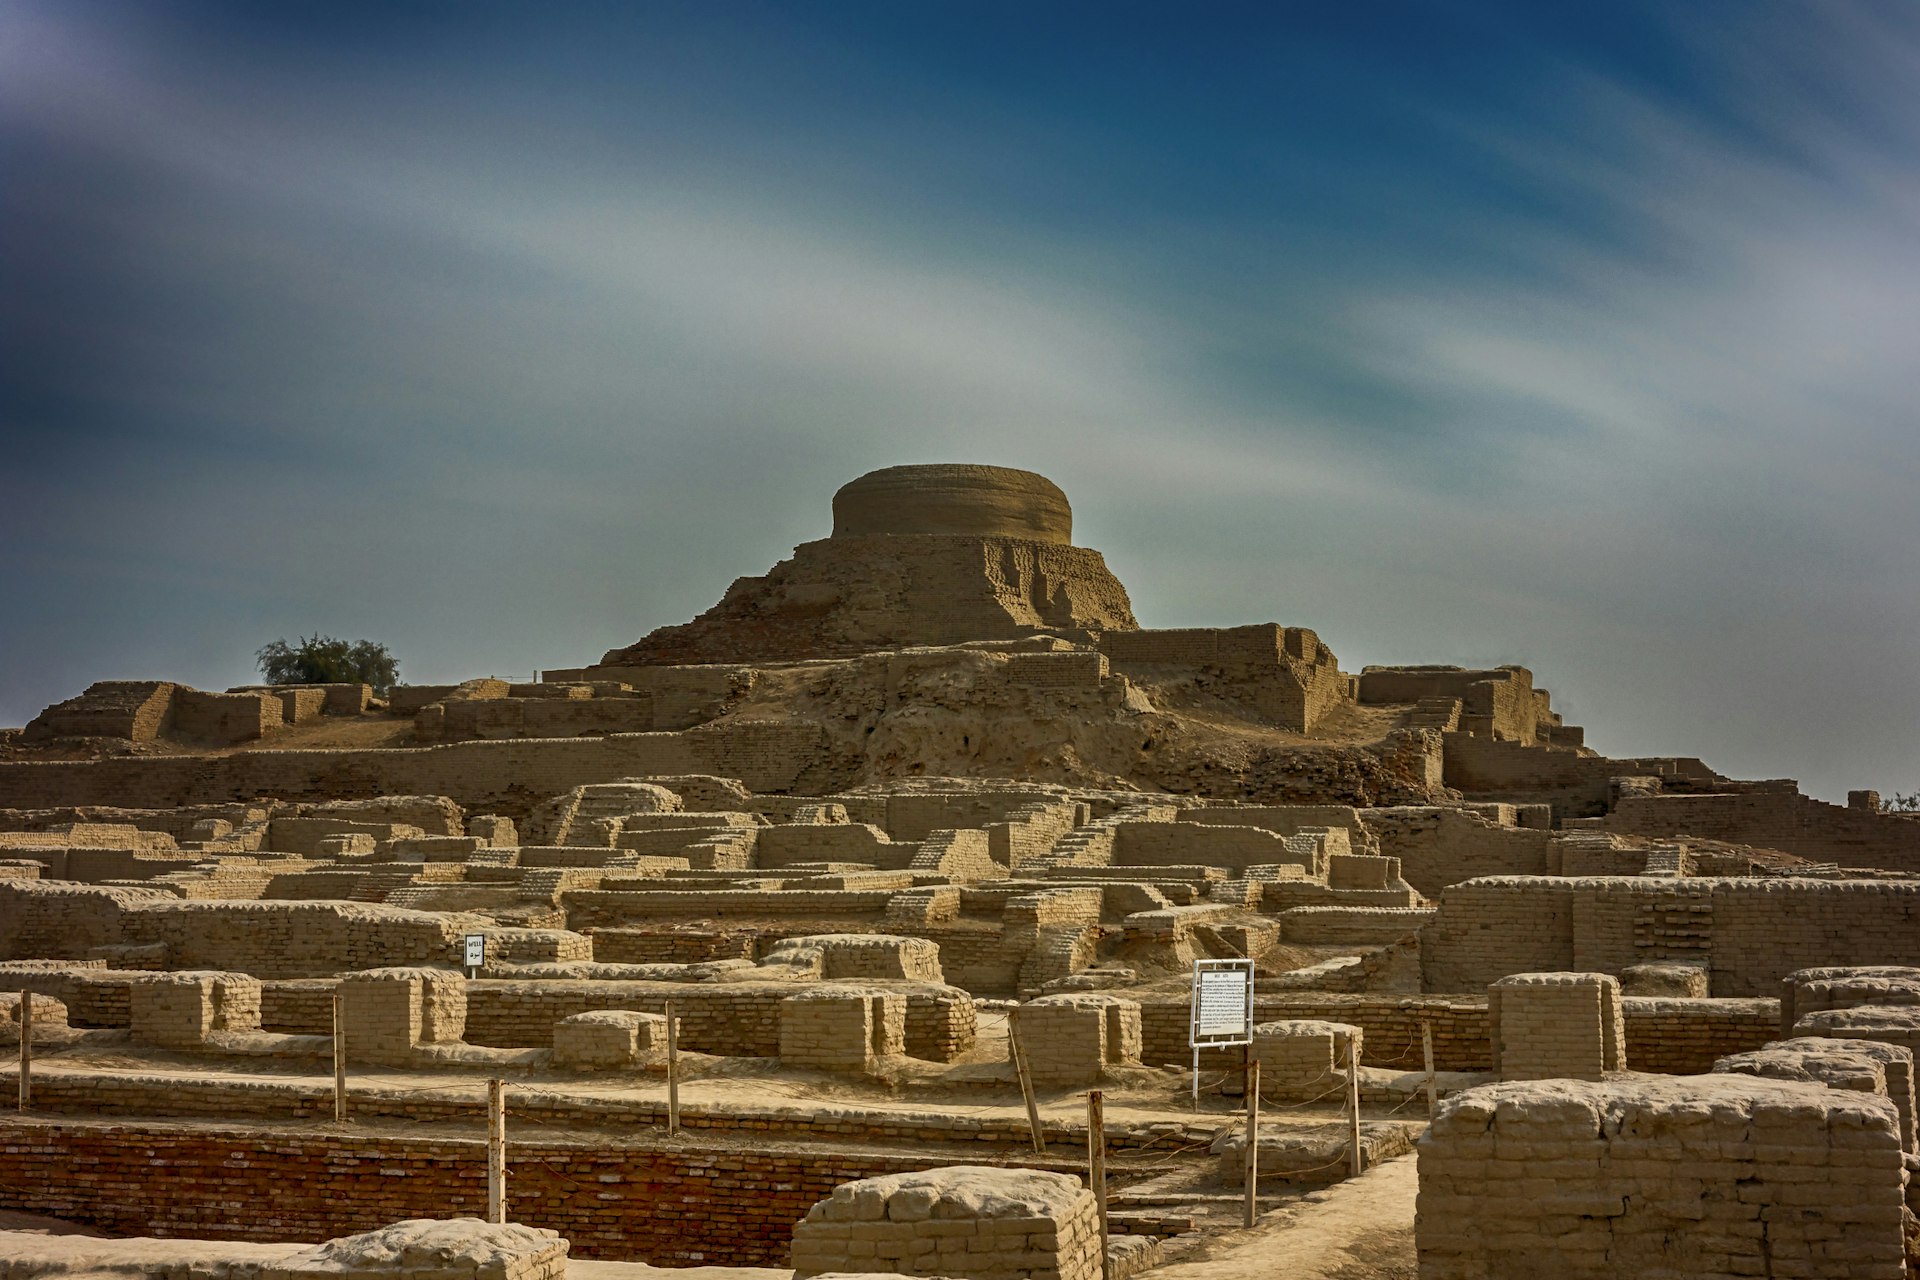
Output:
[{"xmin": 0, "ymin": 462, "xmax": 1916, "ymax": 1279}]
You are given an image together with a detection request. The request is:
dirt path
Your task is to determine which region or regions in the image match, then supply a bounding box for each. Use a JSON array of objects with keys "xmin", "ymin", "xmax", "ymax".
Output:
[
  {"xmin": 1141, "ymin": 1153, "xmax": 1418, "ymax": 1280},
  {"xmin": 572, "ymin": 1264, "xmax": 785, "ymax": 1280},
  {"xmin": 203, "ymin": 715, "xmax": 415, "ymax": 753}
]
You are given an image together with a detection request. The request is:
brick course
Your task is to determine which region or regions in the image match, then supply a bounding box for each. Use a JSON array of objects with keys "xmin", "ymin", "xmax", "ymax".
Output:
[{"xmin": 0, "ymin": 1119, "xmax": 1107, "ymax": 1266}]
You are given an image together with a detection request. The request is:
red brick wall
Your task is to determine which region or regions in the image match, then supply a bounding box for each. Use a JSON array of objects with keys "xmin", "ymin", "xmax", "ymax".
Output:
[{"xmin": 0, "ymin": 1119, "xmax": 1076, "ymax": 1265}]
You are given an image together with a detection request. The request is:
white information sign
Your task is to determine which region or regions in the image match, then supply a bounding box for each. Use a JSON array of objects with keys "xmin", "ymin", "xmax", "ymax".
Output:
[
  {"xmin": 1187, "ymin": 958, "xmax": 1255, "ymax": 1111},
  {"xmin": 1190, "ymin": 958, "xmax": 1255, "ymax": 1045},
  {"xmin": 463, "ymin": 933, "xmax": 486, "ymax": 969}
]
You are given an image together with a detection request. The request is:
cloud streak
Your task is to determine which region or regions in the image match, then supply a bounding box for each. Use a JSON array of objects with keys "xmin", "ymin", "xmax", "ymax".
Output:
[{"xmin": 2, "ymin": 1, "xmax": 1916, "ymax": 799}]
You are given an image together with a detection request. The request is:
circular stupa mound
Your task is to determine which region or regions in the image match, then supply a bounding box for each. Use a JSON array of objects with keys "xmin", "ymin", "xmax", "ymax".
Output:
[{"xmin": 831, "ymin": 464, "xmax": 1072, "ymax": 543}]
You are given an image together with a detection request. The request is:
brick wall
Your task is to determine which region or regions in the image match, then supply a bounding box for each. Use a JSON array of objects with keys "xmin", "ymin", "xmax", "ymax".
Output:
[
  {"xmin": 118, "ymin": 900, "xmax": 483, "ymax": 978},
  {"xmin": 0, "ymin": 1118, "xmax": 1088, "ymax": 1266},
  {"xmin": 1440, "ymin": 735, "xmax": 1720, "ymax": 818},
  {"xmin": 1357, "ymin": 806, "xmax": 1553, "ymax": 896},
  {"xmin": 1138, "ymin": 990, "xmax": 1774, "ymax": 1077},
  {"xmin": 791, "ymin": 1170, "xmax": 1100, "ymax": 1280},
  {"xmin": 780, "ymin": 988, "xmax": 905, "ymax": 1070},
  {"xmin": 25, "ymin": 681, "xmax": 176, "ymax": 742},
  {"xmin": 1417, "ymin": 1076, "xmax": 1907, "ymax": 1279},
  {"xmin": 172, "ymin": 690, "xmax": 282, "ymax": 745},
  {"xmin": 0, "ymin": 722, "xmax": 820, "ymax": 818},
  {"xmin": 1276, "ymin": 907, "xmax": 1432, "ymax": 945},
  {"xmin": 914, "ymin": 926, "xmax": 1019, "ymax": 996},
  {"xmin": 1421, "ymin": 876, "xmax": 1920, "ymax": 996},
  {"xmin": 261, "ymin": 978, "xmax": 338, "ymax": 1033},
  {"xmin": 586, "ymin": 927, "xmax": 760, "ymax": 964},
  {"xmin": 0, "ymin": 882, "xmax": 171, "ymax": 961},
  {"xmin": 464, "ymin": 980, "xmax": 789, "ymax": 1053},
  {"xmin": 0, "ymin": 886, "xmax": 492, "ymax": 977},
  {"xmin": 1003, "ymin": 651, "xmax": 1109, "ymax": 689},
  {"xmin": 1602, "ymin": 791, "xmax": 1920, "ymax": 873},
  {"xmin": 1623, "ymin": 997, "xmax": 1778, "ymax": 1074},
  {"xmin": 461, "ymin": 978, "xmax": 970, "ymax": 1062},
  {"xmin": 1178, "ymin": 804, "xmax": 1377, "ymax": 854},
  {"xmin": 756, "ymin": 824, "xmax": 900, "ymax": 868},
  {"xmin": 561, "ymin": 889, "xmax": 896, "ymax": 929},
  {"xmin": 1139, "ymin": 993, "xmax": 1492, "ymax": 1071},
  {"xmin": 0, "ymin": 1073, "xmax": 1218, "ymax": 1158},
  {"xmin": 1098, "ymin": 625, "xmax": 1347, "ymax": 733},
  {"xmin": 1112, "ymin": 822, "xmax": 1308, "ymax": 872},
  {"xmin": 1487, "ymin": 973, "xmax": 1622, "ymax": 1080},
  {"xmin": 426, "ymin": 696, "xmax": 657, "ymax": 744}
]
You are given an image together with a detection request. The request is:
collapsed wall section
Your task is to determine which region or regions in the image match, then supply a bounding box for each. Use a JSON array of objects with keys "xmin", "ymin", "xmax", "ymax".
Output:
[
  {"xmin": 0, "ymin": 882, "xmax": 479, "ymax": 976},
  {"xmin": 1600, "ymin": 788, "xmax": 1920, "ymax": 873},
  {"xmin": 1420, "ymin": 876, "xmax": 1920, "ymax": 996},
  {"xmin": 602, "ymin": 535, "xmax": 1137, "ymax": 667},
  {"xmin": 1099, "ymin": 624, "xmax": 1349, "ymax": 732},
  {"xmin": 0, "ymin": 1117, "xmax": 1059, "ymax": 1266},
  {"xmin": 0, "ymin": 723, "xmax": 822, "ymax": 815},
  {"xmin": 791, "ymin": 1168, "xmax": 1102, "ymax": 1280},
  {"xmin": 0, "ymin": 882, "xmax": 173, "ymax": 961}
]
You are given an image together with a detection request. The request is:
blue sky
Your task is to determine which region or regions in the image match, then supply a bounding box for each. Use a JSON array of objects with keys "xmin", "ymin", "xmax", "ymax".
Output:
[{"xmin": 3, "ymin": 1, "xmax": 1917, "ymax": 800}]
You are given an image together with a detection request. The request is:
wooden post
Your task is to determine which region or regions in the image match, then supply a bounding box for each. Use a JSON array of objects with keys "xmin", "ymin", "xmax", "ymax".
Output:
[
  {"xmin": 1346, "ymin": 1035, "xmax": 1363, "ymax": 1178},
  {"xmin": 487, "ymin": 1078, "xmax": 507, "ymax": 1224},
  {"xmin": 17, "ymin": 990, "xmax": 30, "ymax": 1112},
  {"xmin": 665, "ymin": 1000, "xmax": 680, "ymax": 1137},
  {"xmin": 1009, "ymin": 1022, "xmax": 1047, "ymax": 1155},
  {"xmin": 1421, "ymin": 1020, "xmax": 1437, "ymax": 1121},
  {"xmin": 1087, "ymin": 1090, "xmax": 1109, "ymax": 1279},
  {"xmin": 1243, "ymin": 1059, "xmax": 1260, "ymax": 1227},
  {"xmin": 331, "ymin": 992, "xmax": 347, "ymax": 1123}
]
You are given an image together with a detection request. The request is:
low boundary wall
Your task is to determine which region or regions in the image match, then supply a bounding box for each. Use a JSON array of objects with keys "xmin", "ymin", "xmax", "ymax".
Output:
[
  {"xmin": 1138, "ymin": 993, "xmax": 1780, "ymax": 1074},
  {"xmin": 0, "ymin": 1117, "xmax": 1145, "ymax": 1266}
]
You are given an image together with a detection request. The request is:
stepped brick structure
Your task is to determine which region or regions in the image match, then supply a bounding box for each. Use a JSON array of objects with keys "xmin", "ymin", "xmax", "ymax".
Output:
[{"xmin": 593, "ymin": 464, "xmax": 1138, "ymax": 666}]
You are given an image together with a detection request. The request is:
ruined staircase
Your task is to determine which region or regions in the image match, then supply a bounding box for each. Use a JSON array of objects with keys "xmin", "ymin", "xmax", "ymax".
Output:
[
  {"xmin": 346, "ymin": 870, "xmax": 422, "ymax": 904},
  {"xmin": 1407, "ymin": 696, "xmax": 1463, "ymax": 731}
]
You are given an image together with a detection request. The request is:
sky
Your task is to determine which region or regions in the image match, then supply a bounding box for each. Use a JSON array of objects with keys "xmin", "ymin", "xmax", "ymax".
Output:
[{"xmin": 2, "ymin": 1, "xmax": 1917, "ymax": 801}]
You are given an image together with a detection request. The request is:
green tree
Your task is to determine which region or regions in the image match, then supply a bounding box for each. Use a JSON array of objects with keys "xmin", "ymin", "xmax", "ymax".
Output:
[{"xmin": 256, "ymin": 635, "xmax": 400, "ymax": 695}]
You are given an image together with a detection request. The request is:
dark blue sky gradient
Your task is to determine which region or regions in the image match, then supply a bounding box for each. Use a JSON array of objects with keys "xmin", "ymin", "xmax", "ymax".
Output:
[{"xmin": 3, "ymin": 0, "xmax": 1918, "ymax": 799}]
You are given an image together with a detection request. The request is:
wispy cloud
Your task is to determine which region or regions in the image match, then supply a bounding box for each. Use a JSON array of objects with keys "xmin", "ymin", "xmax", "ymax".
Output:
[{"xmin": 2, "ymin": 2, "xmax": 1916, "ymax": 798}]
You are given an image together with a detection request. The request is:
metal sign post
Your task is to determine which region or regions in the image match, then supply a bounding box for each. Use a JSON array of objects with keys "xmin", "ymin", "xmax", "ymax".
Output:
[
  {"xmin": 1188, "ymin": 958, "xmax": 1255, "ymax": 1111},
  {"xmin": 464, "ymin": 933, "xmax": 485, "ymax": 979}
]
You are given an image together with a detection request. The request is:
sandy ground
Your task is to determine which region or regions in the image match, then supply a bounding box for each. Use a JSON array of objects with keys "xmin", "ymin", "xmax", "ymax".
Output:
[
  {"xmin": 0, "ymin": 1225, "xmax": 786, "ymax": 1280},
  {"xmin": 1144, "ymin": 1153, "xmax": 1417, "ymax": 1280},
  {"xmin": 3, "ymin": 1038, "xmax": 1430, "ymax": 1279},
  {"xmin": 572, "ymin": 1265, "xmax": 784, "ymax": 1280},
  {"xmin": 16, "ymin": 1035, "xmax": 1433, "ymax": 1140},
  {"xmin": 24, "ymin": 1007, "xmax": 1451, "ymax": 1131}
]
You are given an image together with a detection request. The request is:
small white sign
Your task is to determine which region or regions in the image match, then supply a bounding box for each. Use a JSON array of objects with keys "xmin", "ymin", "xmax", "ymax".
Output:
[
  {"xmin": 1190, "ymin": 958, "xmax": 1255, "ymax": 1046},
  {"xmin": 463, "ymin": 934, "xmax": 485, "ymax": 969}
]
